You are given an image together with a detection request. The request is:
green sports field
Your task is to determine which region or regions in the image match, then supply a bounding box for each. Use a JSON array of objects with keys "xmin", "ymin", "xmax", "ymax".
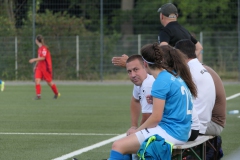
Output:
[{"xmin": 0, "ymin": 82, "xmax": 240, "ymax": 160}]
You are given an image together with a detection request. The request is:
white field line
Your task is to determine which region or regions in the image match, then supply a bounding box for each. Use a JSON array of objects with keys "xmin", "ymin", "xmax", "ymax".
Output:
[
  {"xmin": 52, "ymin": 93, "xmax": 240, "ymax": 160},
  {"xmin": 226, "ymin": 93, "xmax": 240, "ymax": 100},
  {"xmin": 52, "ymin": 133, "xmax": 126, "ymax": 160},
  {"xmin": 0, "ymin": 133, "xmax": 119, "ymax": 136}
]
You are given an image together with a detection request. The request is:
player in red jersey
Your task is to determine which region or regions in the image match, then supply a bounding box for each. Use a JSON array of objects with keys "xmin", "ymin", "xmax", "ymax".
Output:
[{"xmin": 29, "ymin": 35, "xmax": 60, "ymax": 100}]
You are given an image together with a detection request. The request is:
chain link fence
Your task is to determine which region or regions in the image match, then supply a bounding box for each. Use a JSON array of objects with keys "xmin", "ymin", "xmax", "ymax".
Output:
[
  {"xmin": 0, "ymin": 32, "xmax": 238, "ymax": 80},
  {"xmin": 0, "ymin": 0, "xmax": 239, "ymax": 80}
]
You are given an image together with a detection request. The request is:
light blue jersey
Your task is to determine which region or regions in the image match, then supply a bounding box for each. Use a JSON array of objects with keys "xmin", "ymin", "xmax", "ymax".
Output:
[{"xmin": 151, "ymin": 70, "xmax": 193, "ymax": 142}]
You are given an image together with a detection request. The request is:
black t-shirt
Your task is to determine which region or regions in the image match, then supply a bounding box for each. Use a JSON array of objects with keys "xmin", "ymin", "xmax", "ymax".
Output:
[{"xmin": 158, "ymin": 21, "xmax": 198, "ymax": 47}]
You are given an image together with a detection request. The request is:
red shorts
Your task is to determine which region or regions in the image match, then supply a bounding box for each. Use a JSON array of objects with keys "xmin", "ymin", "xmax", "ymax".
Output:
[{"xmin": 35, "ymin": 69, "xmax": 52, "ymax": 82}]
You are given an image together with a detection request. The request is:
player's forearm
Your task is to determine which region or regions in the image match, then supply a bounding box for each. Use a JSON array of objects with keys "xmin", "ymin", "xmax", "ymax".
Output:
[
  {"xmin": 140, "ymin": 113, "xmax": 151, "ymax": 125},
  {"xmin": 35, "ymin": 57, "xmax": 45, "ymax": 62},
  {"xmin": 130, "ymin": 97, "xmax": 141, "ymax": 127},
  {"xmin": 137, "ymin": 98, "xmax": 164, "ymax": 131},
  {"xmin": 137, "ymin": 115, "xmax": 160, "ymax": 131},
  {"xmin": 130, "ymin": 110, "xmax": 140, "ymax": 127},
  {"xmin": 30, "ymin": 57, "xmax": 45, "ymax": 63}
]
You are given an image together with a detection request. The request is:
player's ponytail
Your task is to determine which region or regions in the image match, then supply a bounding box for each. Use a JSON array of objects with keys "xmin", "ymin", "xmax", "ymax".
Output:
[
  {"xmin": 36, "ymin": 35, "xmax": 48, "ymax": 48},
  {"xmin": 160, "ymin": 45, "xmax": 197, "ymax": 98}
]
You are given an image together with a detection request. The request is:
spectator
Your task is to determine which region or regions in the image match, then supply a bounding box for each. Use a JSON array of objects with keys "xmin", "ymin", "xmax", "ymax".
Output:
[
  {"xmin": 203, "ymin": 65, "xmax": 226, "ymax": 135},
  {"xmin": 175, "ymin": 39, "xmax": 225, "ymax": 160},
  {"xmin": 157, "ymin": 3, "xmax": 203, "ymax": 61},
  {"xmin": 175, "ymin": 39, "xmax": 216, "ymax": 135}
]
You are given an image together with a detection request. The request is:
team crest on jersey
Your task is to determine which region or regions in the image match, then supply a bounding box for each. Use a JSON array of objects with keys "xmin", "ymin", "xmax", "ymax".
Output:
[{"xmin": 42, "ymin": 49, "xmax": 47, "ymax": 56}]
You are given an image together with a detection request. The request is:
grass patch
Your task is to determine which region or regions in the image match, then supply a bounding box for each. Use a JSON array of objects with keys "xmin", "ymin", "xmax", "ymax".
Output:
[{"xmin": 0, "ymin": 82, "xmax": 239, "ymax": 159}]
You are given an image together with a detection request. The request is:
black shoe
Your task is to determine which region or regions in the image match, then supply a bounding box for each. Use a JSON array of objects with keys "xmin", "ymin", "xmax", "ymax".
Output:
[{"xmin": 53, "ymin": 93, "xmax": 61, "ymax": 99}]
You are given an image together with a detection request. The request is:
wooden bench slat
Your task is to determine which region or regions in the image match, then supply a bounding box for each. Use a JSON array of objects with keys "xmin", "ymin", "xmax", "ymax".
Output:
[{"xmin": 173, "ymin": 136, "xmax": 210, "ymax": 149}]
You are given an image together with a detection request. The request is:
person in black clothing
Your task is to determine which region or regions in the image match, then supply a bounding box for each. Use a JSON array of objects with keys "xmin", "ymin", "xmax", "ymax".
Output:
[{"xmin": 157, "ymin": 3, "xmax": 203, "ymax": 62}]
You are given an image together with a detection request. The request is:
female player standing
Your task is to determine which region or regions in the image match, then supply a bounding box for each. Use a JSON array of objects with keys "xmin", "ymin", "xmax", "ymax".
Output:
[{"xmin": 29, "ymin": 35, "xmax": 60, "ymax": 100}]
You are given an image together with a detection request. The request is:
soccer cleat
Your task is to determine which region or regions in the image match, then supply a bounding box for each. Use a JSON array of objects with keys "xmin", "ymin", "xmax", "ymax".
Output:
[
  {"xmin": 1, "ymin": 81, "xmax": 5, "ymax": 91},
  {"xmin": 53, "ymin": 93, "xmax": 61, "ymax": 99},
  {"xmin": 34, "ymin": 96, "xmax": 41, "ymax": 100}
]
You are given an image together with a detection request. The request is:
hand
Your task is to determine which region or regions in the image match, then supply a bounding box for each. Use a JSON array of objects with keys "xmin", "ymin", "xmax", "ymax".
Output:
[
  {"xmin": 126, "ymin": 126, "xmax": 137, "ymax": 136},
  {"xmin": 29, "ymin": 59, "xmax": 35, "ymax": 64},
  {"xmin": 146, "ymin": 95, "xmax": 153, "ymax": 104},
  {"xmin": 112, "ymin": 54, "xmax": 129, "ymax": 68}
]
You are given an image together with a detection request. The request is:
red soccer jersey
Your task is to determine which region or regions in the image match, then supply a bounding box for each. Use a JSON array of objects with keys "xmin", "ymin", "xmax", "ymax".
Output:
[{"xmin": 36, "ymin": 45, "xmax": 52, "ymax": 73}]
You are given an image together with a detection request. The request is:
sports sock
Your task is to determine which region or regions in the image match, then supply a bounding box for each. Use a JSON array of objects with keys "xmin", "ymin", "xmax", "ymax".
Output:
[
  {"xmin": 36, "ymin": 84, "xmax": 41, "ymax": 97},
  {"xmin": 109, "ymin": 150, "xmax": 124, "ymax": 160},
  {"xmin": 51, "ymin": 84, "xmax": 58, "ymax": 95},
  {"xmin": 123, "ymin": 154, "xmax": 132, "ymax": 160}
]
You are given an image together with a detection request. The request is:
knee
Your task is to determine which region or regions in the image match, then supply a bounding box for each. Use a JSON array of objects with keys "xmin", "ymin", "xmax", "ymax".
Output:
[
  {"xmin": 48, "ymin": 82, "xmax": 53, "ymax": 86},
  {"xmin": 112, "ymin": 140, "xmax": 121, "ymax": 151},
  {"xmin": 35, "ymin": 79, "xmax": 41, "ymax": 84}
]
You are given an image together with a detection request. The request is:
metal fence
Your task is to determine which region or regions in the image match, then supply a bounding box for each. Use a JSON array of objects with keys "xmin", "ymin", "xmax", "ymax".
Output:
[
  {"xmin": 0, "ymin": 32, "xmax": 238, "ymax": 80},
  {"xmin": 0, "ymin": 0, "xmax": 239, "ymax": 81}
]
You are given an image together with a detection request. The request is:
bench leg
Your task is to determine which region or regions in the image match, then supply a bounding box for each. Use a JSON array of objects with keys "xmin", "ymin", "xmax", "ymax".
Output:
[
  {"xmin": 189, "ymin": 147, "xmax": 202, "ymax": 160},
  {"xmin": 171, "ymin": 149, "xmax": 183, "ymax": 160},
  {"xmin": 213, "ymin": 136, "xmax": 219, "ymax": 160},
  {"xmin": 207, "ymin": 136, "xmax": 219, "ymax": 160},
  {"xmin": 203, "ymin": 141, "xmax": 207, "ymax": 160}
]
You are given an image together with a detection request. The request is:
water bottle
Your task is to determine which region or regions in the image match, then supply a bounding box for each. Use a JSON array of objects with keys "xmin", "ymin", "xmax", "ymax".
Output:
[{"xmin": 228, "ymin": 110, "xmax": 239, "ymax": 114}]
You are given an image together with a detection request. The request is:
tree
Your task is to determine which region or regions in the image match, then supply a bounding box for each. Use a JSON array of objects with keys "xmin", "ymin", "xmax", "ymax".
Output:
[
  {"xmin": 2, "ymin": 0, "xmax": 15, "ymax": 31},
  {"xmin": 130, "ymin": 0, "xmax": 238, "ymax": 34},
  {"xmin": 176, "ymin": 0, "xmax": 237, "ymax": 32},
  {"xmin": 121, "ymin": 0, "xmax": 134, "ymax": 35},
  {"xmin": 14, "ymin": 0, "xmax": 29, "ymax": 28}
]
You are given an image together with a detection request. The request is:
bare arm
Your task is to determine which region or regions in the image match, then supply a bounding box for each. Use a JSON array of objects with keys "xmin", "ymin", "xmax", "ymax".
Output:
[
  {"xmin": 29, "ymin": 57, "xmax": 45, "ymax": 64},
  {"xmin": 126, "ymin": 96, "xmax": 141, "ymax": 135},
  {"xmin": 195, "ymin": 42, "xmax": 203, "ymax": 62},
  {"xmin": 140, "ymin": 113, "xmax": 151, "ymax": 125},
  {"xmin": 29, "ymin": 57, "xmax": 45, "ymax": 72},
  {"xmin": 136, "ymin": 97, "xmax": 164, "ymax": 131}
]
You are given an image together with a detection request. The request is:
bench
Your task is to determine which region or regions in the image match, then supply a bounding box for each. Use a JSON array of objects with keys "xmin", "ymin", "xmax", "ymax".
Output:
[{"xmin": 172, "ymin": 136, "xmax": 217, "ymax": 160}]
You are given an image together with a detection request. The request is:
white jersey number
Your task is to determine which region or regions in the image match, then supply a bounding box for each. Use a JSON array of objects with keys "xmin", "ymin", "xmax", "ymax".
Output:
[{"xmin": 181, "ymin": 86, "xmax": 192, "ymax": 115}]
